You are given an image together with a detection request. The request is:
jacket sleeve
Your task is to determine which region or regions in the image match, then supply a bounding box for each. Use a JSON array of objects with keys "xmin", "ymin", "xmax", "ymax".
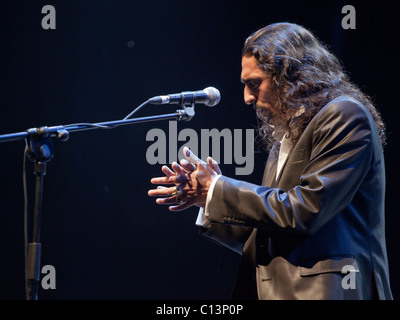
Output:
[{"xmin": 204, "ymin": 98, "xmax": 376, "ymax": 235}]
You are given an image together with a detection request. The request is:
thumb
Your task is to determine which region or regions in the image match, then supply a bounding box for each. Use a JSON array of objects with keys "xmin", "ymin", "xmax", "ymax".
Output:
[{"xmin": 183, "ymin": 146, "xmax": 206, "ymax": 165}]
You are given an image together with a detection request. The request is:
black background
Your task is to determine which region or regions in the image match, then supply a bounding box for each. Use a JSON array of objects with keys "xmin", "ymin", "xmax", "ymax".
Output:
[{"xmin": 0, "ymin": 0, "xmax": 399, "ymax": 300}]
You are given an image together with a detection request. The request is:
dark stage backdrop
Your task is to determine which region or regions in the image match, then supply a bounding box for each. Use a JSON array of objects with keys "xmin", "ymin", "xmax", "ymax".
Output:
[{"xmin": 0, "ymin": 0, "xmax": 398, "ymax": 300}]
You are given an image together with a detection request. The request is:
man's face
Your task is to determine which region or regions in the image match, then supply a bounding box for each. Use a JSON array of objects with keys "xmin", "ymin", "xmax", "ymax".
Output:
[{"xmin": 241, "ymin": 55, "xmax": 285, "ymax": 126}]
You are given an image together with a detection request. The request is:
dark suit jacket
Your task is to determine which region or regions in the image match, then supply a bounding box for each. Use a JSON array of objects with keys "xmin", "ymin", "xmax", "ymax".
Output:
[{"xmin": 202, "ymin": 96, "xmax": 393, "ymax": 300}]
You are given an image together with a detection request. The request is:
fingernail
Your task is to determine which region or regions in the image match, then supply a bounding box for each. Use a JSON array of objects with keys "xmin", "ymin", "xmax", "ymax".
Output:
[{"xmin": 185, "ymin": 148, "xmax": 190, "ymax": 157}]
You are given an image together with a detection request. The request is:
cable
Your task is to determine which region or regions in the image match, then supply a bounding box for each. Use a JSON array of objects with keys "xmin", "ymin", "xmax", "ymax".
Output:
[
  {"xmin": 23, "ymin": 145, "xmax": 29, "ymax": 299},
  {"xmin": 64, "ymin": 123, "xmax": 115, "ymax": 130},
  {"xmin": 61, "ymin": 100, "xmax": 151, "ymax": 132},
  {"xmin": 123, "ymin": 100, "xmax": 150, "ymax": 120}
]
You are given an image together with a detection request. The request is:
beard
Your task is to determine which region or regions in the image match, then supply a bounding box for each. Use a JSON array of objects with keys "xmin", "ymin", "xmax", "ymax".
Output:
[
  {"xmin": 254, "ymin": 102, "xmax": 289, "ymax": 150},
  {"xmin": 254, "ymin": 103, "xmax": 286, "ymax": 128}
]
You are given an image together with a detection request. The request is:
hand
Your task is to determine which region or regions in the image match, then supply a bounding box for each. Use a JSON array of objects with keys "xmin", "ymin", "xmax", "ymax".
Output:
[{"xmin": 148, "ymin": 147, "xmax": 221, "ymax": 212}]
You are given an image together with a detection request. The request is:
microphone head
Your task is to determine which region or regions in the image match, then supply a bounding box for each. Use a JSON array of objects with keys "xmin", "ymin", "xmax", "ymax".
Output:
[{"xmin": 203, "ymin": 87, "xmax": 221, "ymax": 107}]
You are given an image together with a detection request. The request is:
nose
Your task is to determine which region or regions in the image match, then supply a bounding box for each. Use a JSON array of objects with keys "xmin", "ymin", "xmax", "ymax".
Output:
[{"xmin": 244, "ymin": 85, "xmax": 256, "ymax": 105}]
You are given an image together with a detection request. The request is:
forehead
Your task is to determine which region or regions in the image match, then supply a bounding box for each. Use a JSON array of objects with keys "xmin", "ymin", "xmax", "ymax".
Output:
[{"xmin": 241, "ymin": 55, "xmax": 267, "ymax": 81}]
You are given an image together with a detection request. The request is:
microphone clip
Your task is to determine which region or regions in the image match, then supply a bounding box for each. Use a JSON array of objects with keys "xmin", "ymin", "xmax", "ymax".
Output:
[{"xmin": 177, "ymin": 103, "xmax": 195, "ymax": 121}]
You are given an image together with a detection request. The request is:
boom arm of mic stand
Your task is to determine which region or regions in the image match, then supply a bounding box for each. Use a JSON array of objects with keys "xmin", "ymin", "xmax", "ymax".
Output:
[
  {"xmin": 0, "ymin": 107, "xmax": 194, "ymax": 144},
  {"xmin": 0, "ymin": 106, "xmax": 194, "ymax": 300}
]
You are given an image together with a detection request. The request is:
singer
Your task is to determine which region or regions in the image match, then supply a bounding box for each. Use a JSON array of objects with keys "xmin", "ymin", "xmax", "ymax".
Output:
[{"xmin": 148, "ymin": 22, "xmax": 393, "ymax": 300}]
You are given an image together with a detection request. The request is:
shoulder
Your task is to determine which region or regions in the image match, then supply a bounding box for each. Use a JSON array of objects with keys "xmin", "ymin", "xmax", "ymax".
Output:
[
  {"xmin": 309, "ymin": 96, "xmax": 376, "ymax": 135},
  {"xmin": 307, "ymin": 96, "xmax": 375, "ymax": 148},
  {"xmin": 315, "ymin": 96, "xmax": 371, "ymax": 123}
]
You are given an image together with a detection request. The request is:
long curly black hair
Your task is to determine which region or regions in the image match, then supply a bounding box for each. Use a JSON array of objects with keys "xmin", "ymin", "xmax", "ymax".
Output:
[{"xmin": 242, "ymin": 22, "xmax": 386, "ymax": 150}]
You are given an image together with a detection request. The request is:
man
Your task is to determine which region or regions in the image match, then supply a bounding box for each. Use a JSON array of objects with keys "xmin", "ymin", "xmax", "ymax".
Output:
[{"xmin": 148, "ymin": 22, "xmax": 393, "ymax": 300}]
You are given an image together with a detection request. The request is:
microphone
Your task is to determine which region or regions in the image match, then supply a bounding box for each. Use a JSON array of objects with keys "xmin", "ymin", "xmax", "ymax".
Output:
[{"xmin": 148, "ymin": 87, "xmax": 221, "ymax": 107}]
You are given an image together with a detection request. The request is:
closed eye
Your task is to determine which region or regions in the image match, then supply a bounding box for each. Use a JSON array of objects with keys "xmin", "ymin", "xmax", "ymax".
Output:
[
  {"xmin": 241, "ymin": 79, "xmax": 261, "ymax": 90},
  {"xmin": 249, "ymin": 80, "xmax": 261, "ymax": 89}
]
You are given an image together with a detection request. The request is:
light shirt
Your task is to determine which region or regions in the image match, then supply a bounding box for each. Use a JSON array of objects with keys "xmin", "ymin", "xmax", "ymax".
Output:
[
  {"xmin": 273, "ymin": 127, "xmax": 292, "ymax": 180},
  {"xmin": 195, "ymin": 176, "xmax": 220, "ymax": 227}
]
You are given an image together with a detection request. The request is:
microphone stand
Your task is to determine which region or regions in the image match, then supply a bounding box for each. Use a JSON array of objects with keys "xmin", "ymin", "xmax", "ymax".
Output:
[{"xmin": 0, "ymin": 103, "xmax": 195, "ymax": 300}]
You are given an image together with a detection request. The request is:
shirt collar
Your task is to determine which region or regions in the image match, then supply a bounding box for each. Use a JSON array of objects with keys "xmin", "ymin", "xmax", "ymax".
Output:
[{"xmin": 272, "ymin": 106, "xmax": 305, "ymax": 143}]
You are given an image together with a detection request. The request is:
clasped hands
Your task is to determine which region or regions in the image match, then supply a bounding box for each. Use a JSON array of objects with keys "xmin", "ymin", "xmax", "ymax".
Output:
[{"xmin": 148, "ymin": 147, "xmax": 221, "ymax": 211}]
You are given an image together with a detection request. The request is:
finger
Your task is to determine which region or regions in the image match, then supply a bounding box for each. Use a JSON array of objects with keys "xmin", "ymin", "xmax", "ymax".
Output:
[
  {"xmin": 180, "ymin": 159, "xmax": 196, "ymax": 172},
  {"xmin": 161, "ymin": 165, "xmax": 176, "ymax": 177},
  {"xmin": 155, "ymin": 196, "xmax": 180, "ymax": 205},
  {"xmin": 148, "ymin": 186, "xmax": 176, "ymax": 196},
  {"xmin": 150, "ymin": 176, "xmax": 176, "ymax": 185},
  {"xmin": 171, "ymin": 161, "xmax": 187, "ymax": 174},
  {"xmin": 169, "ymin": 199, "xmax": 195, "ymax": 212},
  {"xmin": 183, "ymin": 147, "xmax": 205, "ymax": 165},
  {"xmin": 150, "ymin": 165, "xmax": 179, "ymax": 185},
  {"xmin": 207, "ymin": 156, "xmax": 222, "ymax": 175},
  {"xmin": 171, "ymin": 162, "xmax": 189, "ymax": 184}
]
